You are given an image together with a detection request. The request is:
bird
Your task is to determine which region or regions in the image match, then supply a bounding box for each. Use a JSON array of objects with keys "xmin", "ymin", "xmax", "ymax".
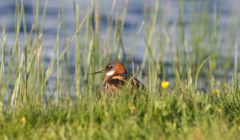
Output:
[{"xmin": 90, "ymin": 61, "xmax": 144, "ymax": 95}]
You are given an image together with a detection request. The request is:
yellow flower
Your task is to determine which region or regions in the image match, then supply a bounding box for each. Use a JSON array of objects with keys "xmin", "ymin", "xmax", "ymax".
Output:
[
  {"xmin": 21, "ymin": 116, "xmax": 27, "ymax": 124},
  {"xmin": 213, "ymin": 89, "xmax": 221, "ymax": 94},
  {"xmin": 129, "ymin": 106, "xmax": 136, "ymax": 114},
  {"xmin": 128, "ymin": 102, "xmax": 137, "ymax": 114},
  {"xmin": 161, "ymin": 81, "xmax": 170, "ymax": 89}
]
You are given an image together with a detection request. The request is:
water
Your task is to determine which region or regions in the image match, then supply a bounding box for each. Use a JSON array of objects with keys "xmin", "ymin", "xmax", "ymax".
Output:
[
  {"xmin": 1, "ymin": 0, "xmax": 239, "ymax": 54},
  {"xmin": 0, "ymin": 0, "xmax": 240, "ymax": 95}
]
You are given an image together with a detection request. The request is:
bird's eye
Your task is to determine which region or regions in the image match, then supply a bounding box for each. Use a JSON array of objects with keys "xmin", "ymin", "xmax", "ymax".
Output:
[{"xmin": 106, "ymin": 65, "xmax": 112, "ymax": 69}]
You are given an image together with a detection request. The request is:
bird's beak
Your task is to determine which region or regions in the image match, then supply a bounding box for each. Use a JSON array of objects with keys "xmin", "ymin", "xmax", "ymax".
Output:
[{"xmin": 89, "ymin": 69, "xmax": 105, "ymax": 75}]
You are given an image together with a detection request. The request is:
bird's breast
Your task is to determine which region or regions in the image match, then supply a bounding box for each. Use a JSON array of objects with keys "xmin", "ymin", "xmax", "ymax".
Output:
[{"xmin": 102, "ymin": 75, "xmax": 144, "ymax": 94}]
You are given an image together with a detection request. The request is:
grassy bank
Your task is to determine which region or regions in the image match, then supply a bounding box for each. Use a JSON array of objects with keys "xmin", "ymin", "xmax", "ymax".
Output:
[
  {"xmin": 0, "ymin": 0, "xmax": 240, "ymax": 139},
  {"xmin": 0, "ymin": 87, "xmax": 240, "ymax": 139}
]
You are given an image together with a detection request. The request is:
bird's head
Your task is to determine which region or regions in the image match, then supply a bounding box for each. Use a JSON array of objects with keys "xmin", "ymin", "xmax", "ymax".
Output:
[
  {"xmin": 90, "ymin": 62, "xmax": 127, "ymax": 78},
  {"xmin": 104, "ymin": 62, "xmax": 127, "ymax": 77}
]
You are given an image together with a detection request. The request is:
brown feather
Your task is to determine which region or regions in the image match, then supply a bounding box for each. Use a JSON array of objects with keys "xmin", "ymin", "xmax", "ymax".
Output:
[
  {"xmin": 96, "ymin": 62, "xmax": 145, "ymax": 95},
  {"xmin": 102, "ymin": 74, "xmax": 144, "ymax": 95}
]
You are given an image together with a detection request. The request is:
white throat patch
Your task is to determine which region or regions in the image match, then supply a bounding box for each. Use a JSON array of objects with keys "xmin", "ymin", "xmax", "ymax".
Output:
[{"xmin": 106, "ymin": 70, "xmax": 115, "ymax": 76}]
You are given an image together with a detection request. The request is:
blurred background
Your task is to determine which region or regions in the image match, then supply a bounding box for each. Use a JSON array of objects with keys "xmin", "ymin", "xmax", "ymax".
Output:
[
  {"xmin": 0, "ymin": 0, "xmax": 240, "ymax": 92},
  {"xmin": 1, "ymin": 0, "xmax": 240, "ymax": 57}
]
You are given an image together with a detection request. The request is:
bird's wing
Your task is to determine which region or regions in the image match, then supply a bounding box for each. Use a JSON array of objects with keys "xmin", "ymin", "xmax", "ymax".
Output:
[
  {"xmin": 119, "ymin": 73, "xmax": 145, "ymax": 89},
  {"xmin": 130, "ymin": 77, "xmax": 145, "ymax": 89}
]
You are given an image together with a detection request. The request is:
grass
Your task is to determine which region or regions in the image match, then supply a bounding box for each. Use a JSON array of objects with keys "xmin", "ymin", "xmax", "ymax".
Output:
[
  {"xmin": 0, "ymin": 0, "xmax": 240, "ymax": 139},
  {"xmin": 0, "ymin": 88, "xmax": 240, "ymax": 139}
]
